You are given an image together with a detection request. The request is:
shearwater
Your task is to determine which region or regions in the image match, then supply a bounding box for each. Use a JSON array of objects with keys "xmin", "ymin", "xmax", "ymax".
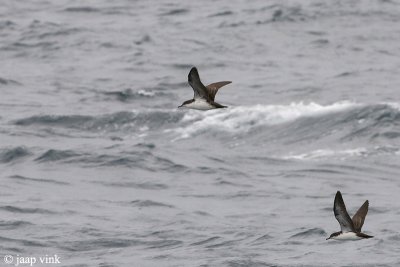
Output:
[
  {"xmin": 327, "ymin": 191, "xmax": 373, "ymax": 241},
  {"xmin": 178, "ymin": 67, "xmax": 231, "ymax": 110}
]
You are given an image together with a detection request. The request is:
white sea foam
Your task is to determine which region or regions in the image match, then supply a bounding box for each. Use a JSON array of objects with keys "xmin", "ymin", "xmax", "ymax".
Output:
[
  {"xmin": 137, "ymin": 89, "xmax": 155, "ymax": 96},
  {"xmin": 283, "ymin": 145, "xmax": 400, "ymax": 160},
  {"xmin": 385, "ymin": 102, "xmax": 400, "ymax": 111},
  {"xmin": 282, "ymin": 148, "xmax": 368, "ymax": 160},
  {"xmin": 172, "ymin": 101, "xmax": 360, "ymax": 138}
]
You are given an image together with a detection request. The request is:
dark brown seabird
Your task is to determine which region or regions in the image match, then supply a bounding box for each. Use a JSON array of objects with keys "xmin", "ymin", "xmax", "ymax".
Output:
[
  {"xmin": 178, "ymin": 67, "xmax": 231, "ymax": 110},
  {"xmin": 327, "ymin": 191, "xmax": 373, "ymax": 240}
]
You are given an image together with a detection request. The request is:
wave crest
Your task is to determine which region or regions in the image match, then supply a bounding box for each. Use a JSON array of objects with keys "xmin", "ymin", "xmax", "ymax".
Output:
[{"xmin": 173, "ymin": 101, "xmax": 357, "ymax": 138}]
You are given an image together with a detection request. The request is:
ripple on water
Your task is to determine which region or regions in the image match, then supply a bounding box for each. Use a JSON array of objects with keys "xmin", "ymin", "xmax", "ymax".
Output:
[
  {"xmin": 190, "ymin": 236, "xmax": 221, "ymax": 246},
  {"xmin": 35, "ymin": 149, "xmax": 81, "ymax": 162},
  {"xmin": 63, "ymin": 7, "xmax": 100, "ymax": 13},
  {"xmin": 226, "ymin": 259, "xmax": 277, "ymax": 267},
  {"xmin": 14, "ymin": 110, "xmax": 184, "ymax": 133},
  {"xmin": 290, "ymin": 228, "xmax": 326, "ymax": 238},
  {"xmin": 61, "ymin": 238, "xmax": 143, "ymax": 251},
  {"xmin": 0, "ymin": 236, "xmax": 50, "ymax": 248},
  {"xmin": 0, "ymin": 220, "xmax": 33, "ymax": 230},
  {"xmin": 0, "ymin": 147, "xmax": 31, "ymax": 163},
  {"xmin": 0, "ymin": 205, "xmax": 56, "ymax": 215},
  {"xmin": 131, "ymin": 200, "xmax": 175, "ymax": 209},
  {"xmin": 9, "ymin": 175, "xmax": 69, "ymax": 185}
]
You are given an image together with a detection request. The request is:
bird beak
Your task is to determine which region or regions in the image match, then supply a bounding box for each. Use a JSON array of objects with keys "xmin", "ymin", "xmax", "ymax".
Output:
[{"xmin": 326, "ymin": 237, "xmax": 330, "ymax": 240}]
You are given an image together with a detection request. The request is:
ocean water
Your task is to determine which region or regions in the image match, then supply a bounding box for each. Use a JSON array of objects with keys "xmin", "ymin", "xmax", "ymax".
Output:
[{"xmin": 1, "ymin": 0, "xmax": 400, "ymax": 266}]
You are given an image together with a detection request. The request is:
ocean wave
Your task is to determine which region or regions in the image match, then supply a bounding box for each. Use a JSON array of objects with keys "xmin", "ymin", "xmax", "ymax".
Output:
[
  {"xmin": 0, "ymin": 220, "xmax": 33, "ymax": 230},
  {"xmin": 93, "ymin": 181, "xmax": 168, "ymax": 190},
  {"xmin": 0, "ymin": 205, "xmax": 56, "ymax": 214},
  {"xmin": 172, "ymin": 102, "xmax": 400, "ymax": 146},
  {"xmin": 161, "ymin": 8, "xmax": 189, "ymax": 16},
  {"xmin": 131, "ymin": 200, "xmax": 174, "ymax": 208},
  {"xmin": 75, "ymin": 152, "xmax": 186, "ymax": 171},
  {"xmin": 35, "ymin": 149, "xmax": 80, "ymax": 162},
  {"xmin": 13, "ymin": 102, "xmax": 400, "ymax": 147},
  {"xmin": 172, "ymin": 101, "xmax": 358, "ymax": 138},
  {"xmin": 0, "ymin": 77, "xmax": 21, "ymax": 85},
  {"xmin": 250, "ymin": 234, "xmax": 273, "ymax": 245},
  {"xmin": 290, "ymin": 228, "xmax": 326, "ymax": 238},
  {"xmin": 63, "ymin": 7, "xmax": 99, "ymax": 13},
  {"xmin": 21, "ymin": 20, "xmax": 83, "ymax": 40},
  {"xmin": 103, "ymin": 88, "xmax": 160, "ymax": 102},
  {"xmin": 0, "ymin": 236, "xmax": 49, "ymax": 248},
  {"xmin": 282, "ymin": 148, "xmax": 368, "ymax": 160},
  {"xmin": 15, "ymin": 114, "xmax": 94, "ymax": 127},
  {"xmin": 0, "ymin": 20, "xmax": 16, "ymax": 30},
  {"xmin": 61, "ymin": 238, "xmax": 142, "ymax": 251},
  {"xmin": 225, "ymin": 259, "xmax": 275, "ymax": 267},
  {"xmin": 9, "ymin": 175, "xmax": 69, "ymax": 185},
  {"xmin": 62, "ymin": 237, "xmax": 182, "ymax": 251},
  {"xmin": 208, "ymin": 11, "xmax": 234, "ymax": 17},
  {"xmin": 270, "ymin": 5, "xmax": 310, "ymax": 23},
  {"xmin": 14, "ymin": 110, "xmax": 184, "ymax": 133},
  {"xmin": 283, "ymin": 146, "xmax": 400, "ymax": 161},
  {"xmin": 0, "ymin": 147, "xmax": 31, "ymax": 163},
  {"xmin": 190, "ymin": 236, "xmax": 221, "ymax": 246}
]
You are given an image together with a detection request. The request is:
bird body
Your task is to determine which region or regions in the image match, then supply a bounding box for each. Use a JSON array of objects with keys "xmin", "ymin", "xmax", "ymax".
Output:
[
  {"xmin": 179, "ymin": 67, "xmax": 231, "ymax": 110},
  {"xmin": 327, "ymin": 191, "xmax": 373, "ymax": 241}
]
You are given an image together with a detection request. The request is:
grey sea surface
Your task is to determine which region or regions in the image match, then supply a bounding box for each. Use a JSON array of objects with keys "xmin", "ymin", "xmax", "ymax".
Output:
[{"xmin": 1, "ymin": 0, "xmax": 400, "ymax": 266}]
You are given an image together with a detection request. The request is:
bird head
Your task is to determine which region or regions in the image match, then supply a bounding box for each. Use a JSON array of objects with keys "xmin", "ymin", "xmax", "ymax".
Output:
[
  {"xmin": 178, "ymin": 99, "xmax": 194, "ymax": 108},
  {"xmin": 326, "ymin": 232, "xmax": 340, "ymax": 240}
]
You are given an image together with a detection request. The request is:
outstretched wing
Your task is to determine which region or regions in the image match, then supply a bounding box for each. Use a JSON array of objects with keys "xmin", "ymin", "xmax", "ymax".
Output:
[
  {"xmin": 206, "ymin": 81, "xmax": 232, "ymax": 101},
  {"xmin": 334, "ymin": 191, "xmax": 355, "ymax": 233},
  {"xmin": 188, "ymin": 67, "xmax": 210, "ymax": 101},
  {"xmin": 352, "ymin": 200, "xmax": 369, "ymax": 232}
]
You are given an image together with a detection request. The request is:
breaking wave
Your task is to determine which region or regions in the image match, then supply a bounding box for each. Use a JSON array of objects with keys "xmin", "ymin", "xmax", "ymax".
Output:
[
  {"xmin": 13, "ymin": 102, "xmax": 400, "ymax": 148},
  {"xmin": 172, "ymin": 101, "xmax": 359, "ymax": 138}
]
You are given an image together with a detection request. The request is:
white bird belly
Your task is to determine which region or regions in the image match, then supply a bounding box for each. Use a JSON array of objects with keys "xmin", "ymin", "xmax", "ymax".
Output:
[
  {"xmin": 332, "ymin": 232, "xmax": 363, "ymax": 240},
  {"xmin": 184, "ymin": 99, "xmax": 215, "ymax": 110}
]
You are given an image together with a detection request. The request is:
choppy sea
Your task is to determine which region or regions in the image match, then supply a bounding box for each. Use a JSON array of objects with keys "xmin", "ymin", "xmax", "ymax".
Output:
[{"xmin": 1, "ymin": 0, "xmax": 400, "ymax": 266}]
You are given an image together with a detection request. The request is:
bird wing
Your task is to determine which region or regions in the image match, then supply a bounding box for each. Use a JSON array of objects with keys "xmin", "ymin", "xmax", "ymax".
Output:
[
  {"xmin": 334, "ymin": 191, "xmax": 356, "ymax": 233},
  {"xmin": 206, "ymin": 81, "xmax": 232, "ymax": 101},
  {"xmin": 352, "ymin": 200, "xmax": 369, "ymax": 232},
  {"xmin": 188, "ymin": 67, "xmax": 211, "ymax": 101}
]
